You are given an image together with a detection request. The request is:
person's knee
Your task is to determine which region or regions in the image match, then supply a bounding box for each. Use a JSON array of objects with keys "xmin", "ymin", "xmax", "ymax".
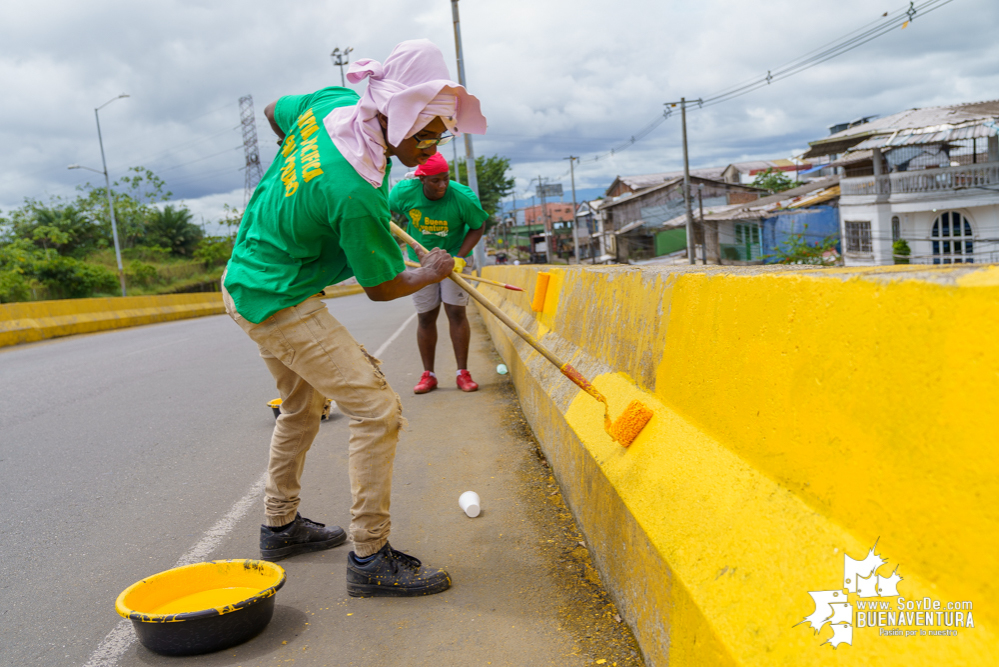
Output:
[
  {"xmin": 444, "ymin": 304, "xmax": 467, "ymax": 323},
  {"xmin": 417, "ymin": 308, "xmax": 440, "ymax": 328}
]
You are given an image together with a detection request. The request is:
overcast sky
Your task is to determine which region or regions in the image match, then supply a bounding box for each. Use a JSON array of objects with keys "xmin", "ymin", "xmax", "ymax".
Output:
[{"xmin": 1, "ymin": 0, "xmax": 995, "ymax": 223}]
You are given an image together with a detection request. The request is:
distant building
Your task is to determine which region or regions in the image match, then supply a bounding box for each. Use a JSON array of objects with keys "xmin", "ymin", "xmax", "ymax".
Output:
[
  {"xmin": 522, "ymin": 201, "xmax": 575, "ymax": 226},
  {"xmin": 596, "ymin": 176, "xmax": 762, "ymax": 262},
  {"xmin": 720, "ymin": 159, "xmax": 812, "ymax": 185},
  {"xmin": 802, "ymin": 99, "xmax": 999, "ymax": 266},
  {"xmin": 661, "ymin": 178, "xmax": 842, "ymax": 264}
]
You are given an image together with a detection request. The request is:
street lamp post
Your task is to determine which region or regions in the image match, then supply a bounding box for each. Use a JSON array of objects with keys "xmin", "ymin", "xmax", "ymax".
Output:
[
  {"xmin": 330, "ymin": 47, "xmax": 353, "ymax": 87},
  {"xmin": 70, "ymin": 94, "xmax": 129, "ymax": 297},
  {"xmin": 450, "ymin": 0, "xmax": 486, "ymax": 273}
]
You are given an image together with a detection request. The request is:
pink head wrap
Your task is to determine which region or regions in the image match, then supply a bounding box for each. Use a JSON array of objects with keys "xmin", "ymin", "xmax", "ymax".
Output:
[
  {"xmin": 415, "ymin": 152, "xmax": 448, "ymax": 177},
  {"xmin": 323, "ymin": 39, "xmax": 487, "ymax": 188}
]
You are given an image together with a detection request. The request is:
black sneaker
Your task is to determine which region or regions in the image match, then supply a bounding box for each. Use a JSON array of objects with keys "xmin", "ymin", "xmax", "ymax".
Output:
[
  {"xmin": 346, "ymin": 542, "xmax": 451, "ymax": 597},
  {"xmin": 259, "ymin": 513, "xmax": 346, "ymax": 561}
]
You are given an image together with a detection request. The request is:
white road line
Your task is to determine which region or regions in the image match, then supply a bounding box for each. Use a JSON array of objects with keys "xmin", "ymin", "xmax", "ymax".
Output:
[
  {"xmin": 83, "ymin": 472, "xmax": 267, "ymax": 667},
  {"xmin": 83, "ymin": 314, "xmax": 415, "ymax": 666},
  {"xmin": 373, "ymin": 312, "xmax": 417, "ymax": 359}
]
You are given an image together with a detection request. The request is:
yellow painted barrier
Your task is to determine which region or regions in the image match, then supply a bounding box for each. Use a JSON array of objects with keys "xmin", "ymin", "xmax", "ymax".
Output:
[
  {"xmin": 476, "ymin": 263, "xmax": 999, "ymax": 666},
  {"xmin": 0, "ymin": 293, "xmax": 226, "ymax": 349},
  {"xmin": 1, "ymin": 283, "xmax": 369, "ymax": 350}
]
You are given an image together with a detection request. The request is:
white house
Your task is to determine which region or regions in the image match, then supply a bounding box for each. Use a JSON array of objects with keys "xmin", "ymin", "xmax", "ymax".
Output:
[{"xmin": 802, "ymin": 100, "xmax": 999, "ymax": 266}]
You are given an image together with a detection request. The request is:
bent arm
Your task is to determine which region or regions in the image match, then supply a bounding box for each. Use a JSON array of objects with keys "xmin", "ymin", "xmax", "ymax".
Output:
[
  {"xmin": 456, "ymin": 225, "xmax": 485, "ymax": 259},
  {"xmin": 363, "ymin": 247, "xmax": 455, "ymax": 301},
  {"xmin": 264, "ymin": 101, "xmax": 285, "ymax": 145}
]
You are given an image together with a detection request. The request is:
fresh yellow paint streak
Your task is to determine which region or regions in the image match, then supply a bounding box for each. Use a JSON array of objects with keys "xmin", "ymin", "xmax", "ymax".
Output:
[
  {"xmin": 152, "ymin": 587, "xmax": 260, "ymax": 615},
  {"xmin": 479, "ymin": 262, "xmax": 999, "ymax": 666}
]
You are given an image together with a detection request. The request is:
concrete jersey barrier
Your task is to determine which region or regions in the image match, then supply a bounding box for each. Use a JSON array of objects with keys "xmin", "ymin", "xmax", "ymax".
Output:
[
  {"xmin": 475, "ymin": 262, "xmax": 999, "ymax": 666},
  {"xmin": 0, "ymin": 293, "xmax": 227, "ymax": 349},
  {"xmin": 0, "ymin": 283, "xmax": 368, "ymax": 350}
]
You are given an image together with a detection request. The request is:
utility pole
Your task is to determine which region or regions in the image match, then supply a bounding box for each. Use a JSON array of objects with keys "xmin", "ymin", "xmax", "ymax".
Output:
[
  {"xmin": 565, "ymin": 156, "xmax": 580, "ymax": 263},
  {"xmin": 451, "ymin": 0, "xmax": 485, "ymax": 272},
  {"xmin": 536, "ymin": 175, "xmax": 554, "ymax": 263},
  {"xmin": 665, "ymin": 97, "xmax": 702, "ymax": 265},
  {"xmin": 698, "ymin": 185, "xmax": 706, "ymax": 265},
  {"xmin": 330, "ymin": 47, "xmax": 353, "ymax": 87},
  {"xmin": 239, "ymin": 95, "xmax": 264, "ymax": 209},
  {"xmin": 93, "ymin": 94, "xmax": 129, "ymax": 296}
]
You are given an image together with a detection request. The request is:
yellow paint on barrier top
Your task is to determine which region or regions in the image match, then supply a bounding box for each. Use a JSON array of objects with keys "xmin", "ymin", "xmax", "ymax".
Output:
[
  {"xmin": 479, "ymin": 262, "xmax": 999, "ymax": 665},
  {"xmin": 564, "ymin": 372, "xmax": 996, "ymax": 664}
]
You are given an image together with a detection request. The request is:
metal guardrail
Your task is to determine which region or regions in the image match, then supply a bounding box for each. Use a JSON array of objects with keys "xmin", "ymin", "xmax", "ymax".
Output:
[{"xmin": 842, "ymin": 162, "xmax": 999, "ymax": 196}]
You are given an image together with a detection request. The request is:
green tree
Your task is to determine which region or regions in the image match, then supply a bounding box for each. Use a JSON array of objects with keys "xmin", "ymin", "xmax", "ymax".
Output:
[
  {"xmin": 34, "ymin": 256, "xmax": 118, "ymax": 298},
  {"xmin": 751, "ymin": 168, "xmax": 802, "ymax": 194},
  {"xmin": 3, "ymin": 199, "xmax": 104, "ymax": 257},
  {"xmin": 0, "ymin": 239, "xmax": 40, "ymax": 302},
  {"xmin": 74, "ymin": 167, "xmax": 172, "ymax": 249},
  {"xmin": 449, "ymin": 155, "xmax": 515, "ymax": 223},
  {"xmin": 194, "ymin": 203, "xmax": 241, "ymax": 268},
  {"xmin": 768, "ymin": 224, "xmax": 839, "ymax": 265},
  {"xmin": 146, "ymin": 205, "xmax": 203, "ymax": 256},
  {"xmin": 893, "ymin": 239, "xmax": 911, "ymax": 265}
]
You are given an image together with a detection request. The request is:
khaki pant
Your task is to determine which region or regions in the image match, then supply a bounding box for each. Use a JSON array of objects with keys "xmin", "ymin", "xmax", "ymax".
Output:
[{"xmin": 222, "ymin": 283, "xmax": 403, "ymax": 557}]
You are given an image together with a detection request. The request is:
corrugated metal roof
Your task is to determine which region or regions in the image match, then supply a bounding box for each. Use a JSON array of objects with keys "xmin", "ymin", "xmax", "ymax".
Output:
[
  {"xmin": 788, "ymin": 185, "xmax": 840, "ymax": 209},
  {"xmin": 804, "ymin": 99, "xmax": 999, "ymax": 158},
  {"xmin": 617, "ymin": 167, "xmax": 727, "ymax": 190},
  {"xmin": 660, "ymin": 176, "xmax": 841, "ymax": 226}
]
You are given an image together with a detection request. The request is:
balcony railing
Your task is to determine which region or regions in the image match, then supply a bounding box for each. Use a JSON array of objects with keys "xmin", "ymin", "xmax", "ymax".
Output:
[{"xmin": 841, "ymin": 162, "xmax": 999, "ymax": 197}]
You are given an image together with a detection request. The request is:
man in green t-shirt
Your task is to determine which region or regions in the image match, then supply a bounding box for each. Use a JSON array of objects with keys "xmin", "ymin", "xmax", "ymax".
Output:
[
  {"xmin": 389, "ymin": 153, "xmax": 488, "ymax": 394},
  {"xmin": 220, "ymin": 40, "xmax": 486, "ymax": 598}
]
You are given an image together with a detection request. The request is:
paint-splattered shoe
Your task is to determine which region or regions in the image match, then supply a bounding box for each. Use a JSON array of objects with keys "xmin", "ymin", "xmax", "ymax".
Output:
[
  {"xmin": 259, "ymin": 514, "xmax": 346, "ymax": 561},
  {"xmin": 346, "ymin": 542, "xmax": 451, "ymax": 597}
]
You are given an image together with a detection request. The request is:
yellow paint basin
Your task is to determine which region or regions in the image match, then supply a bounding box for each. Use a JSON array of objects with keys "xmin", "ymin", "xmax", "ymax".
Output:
[{"xmin": 115, "ymin": 559, "xmax": 286, "ymax": 656}]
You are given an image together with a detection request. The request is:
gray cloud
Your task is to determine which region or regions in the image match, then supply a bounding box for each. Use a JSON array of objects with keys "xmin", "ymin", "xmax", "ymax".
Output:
[{"xmin": 1, "ymin": 0, "xmax": 994, "ymax": 218}]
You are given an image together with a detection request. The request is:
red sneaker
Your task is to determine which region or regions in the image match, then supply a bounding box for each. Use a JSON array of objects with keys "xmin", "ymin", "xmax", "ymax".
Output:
[
  {"xmin": 456, "ymin": 370, "xmax": 479, "ymax": 392},
  {"xmin": 414, "ymin": 371, "xmax": 438, "ymax": 394}
]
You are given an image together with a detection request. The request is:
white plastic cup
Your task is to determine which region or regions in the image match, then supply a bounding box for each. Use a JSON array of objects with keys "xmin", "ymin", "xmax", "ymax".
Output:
[
  {"xmin": 458, "ymin": 491, "xmax": 481, "ymax": 518},
  {"xmin": 496, "ymin": 364, "xmax": 508, "ymax": 375}
]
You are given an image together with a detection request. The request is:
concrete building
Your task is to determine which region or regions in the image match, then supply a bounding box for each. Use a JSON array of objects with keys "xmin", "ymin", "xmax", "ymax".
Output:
[
  {"xmin": 597, "ymin": 175, "xmax": 761, "ymax": 262},
  {"xmin": 802, "ymin": 99, "xmax": 999, "ymax": 266}
]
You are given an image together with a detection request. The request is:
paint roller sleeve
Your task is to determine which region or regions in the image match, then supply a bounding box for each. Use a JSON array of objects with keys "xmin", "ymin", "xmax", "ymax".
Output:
[{"xmin": 610, "ymin": 400, "xmax": 654, "ymax": 447}]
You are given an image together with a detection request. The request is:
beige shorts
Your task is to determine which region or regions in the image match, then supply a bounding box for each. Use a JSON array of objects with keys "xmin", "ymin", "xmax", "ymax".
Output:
[{"xmin": 412, "ymin": 263, "xmax": 472, "ymax": 313}]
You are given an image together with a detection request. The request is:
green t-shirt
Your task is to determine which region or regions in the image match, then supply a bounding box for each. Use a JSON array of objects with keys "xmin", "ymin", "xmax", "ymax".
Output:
[
  {"xmin": 388, "ymin": 179, "xmax": 488, "ymax": 262},
  {"xmin": 224, "ymin": 87, "xmax": 405, "ymax": 324}
]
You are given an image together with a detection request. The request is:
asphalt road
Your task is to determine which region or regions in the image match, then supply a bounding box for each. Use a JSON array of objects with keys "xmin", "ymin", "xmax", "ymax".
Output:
[{"xmin": 0, "ymin": 292, "xmax": 635, "ymax": 667}]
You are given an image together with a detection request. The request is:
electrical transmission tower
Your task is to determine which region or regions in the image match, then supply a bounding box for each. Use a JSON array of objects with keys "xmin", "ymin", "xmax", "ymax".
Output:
[{"xmin": 239, "ymin": 94, "xmax": 264, "ymax": 208}]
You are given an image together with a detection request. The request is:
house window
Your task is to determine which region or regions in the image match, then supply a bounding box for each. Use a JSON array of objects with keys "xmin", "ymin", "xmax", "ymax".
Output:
[
  {"xmin": 931, "ymin": 211, "xmax": 974, "ymax": 264},
  {"xmin": 845, "ymin": 221, "xmax": 872, "ymax": 253},
  {"xmin": 729, "ymin": 223, "xmax": 761, "ymax": 260},
  {"xmin": 891, "ymin": 216, "xmax": 900, "ymax": 242}
]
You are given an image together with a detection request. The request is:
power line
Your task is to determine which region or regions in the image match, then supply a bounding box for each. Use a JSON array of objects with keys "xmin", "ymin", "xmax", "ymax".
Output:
[
  {"xmin": 567, "ymin": 0, "xmax": 958, "ymax": 166},
  {"xmin": 157, "ymin": 146, "xmax": 243, "ymax": 172}
]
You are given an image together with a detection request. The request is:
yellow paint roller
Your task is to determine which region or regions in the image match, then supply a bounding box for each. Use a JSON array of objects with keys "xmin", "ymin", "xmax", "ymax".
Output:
[{"xmin": 390, "ymin": 221, "xmax": 652, "ymax": 446}]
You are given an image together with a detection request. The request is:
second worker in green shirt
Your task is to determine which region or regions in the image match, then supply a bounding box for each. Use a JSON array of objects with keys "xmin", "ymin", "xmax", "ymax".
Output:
[{"xmin": 389, "ymin": 152, "xmax": 489, "ymax": 394}]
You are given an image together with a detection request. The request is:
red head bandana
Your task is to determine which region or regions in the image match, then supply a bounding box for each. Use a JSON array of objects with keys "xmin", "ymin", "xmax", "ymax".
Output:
[{"xmin": 415, "ymin": 152, "xmax": 449, "ymax": 177}]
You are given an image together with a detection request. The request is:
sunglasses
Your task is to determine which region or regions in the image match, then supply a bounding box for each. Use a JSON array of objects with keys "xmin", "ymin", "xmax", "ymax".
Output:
[{"xmin": 413, "ymin": 132, "xmax": 454, "ymax": 150}]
